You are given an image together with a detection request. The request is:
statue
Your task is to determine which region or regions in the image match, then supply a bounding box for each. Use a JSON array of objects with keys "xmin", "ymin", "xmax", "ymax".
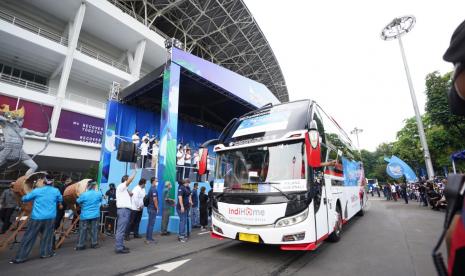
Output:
[{"xmin": 0, "ymin": 104, "xmax": 50, "ymax": 176}]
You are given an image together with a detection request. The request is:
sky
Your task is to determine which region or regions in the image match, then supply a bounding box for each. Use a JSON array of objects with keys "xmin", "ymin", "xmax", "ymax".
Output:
[{"xmin": 243, "ymin": 0, "xmax": 465, "ymax": 151}]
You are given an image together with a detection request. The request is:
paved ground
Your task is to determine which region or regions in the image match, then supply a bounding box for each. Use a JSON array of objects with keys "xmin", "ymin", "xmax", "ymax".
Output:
[{"xmin": 0, "ymin": 198, "xmax": 445, "ymax": 276}]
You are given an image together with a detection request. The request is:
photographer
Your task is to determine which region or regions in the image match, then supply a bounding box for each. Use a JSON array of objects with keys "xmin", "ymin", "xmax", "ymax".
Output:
[{"xmin": 435, "ymin": 19, "xmax": 465, "ymax": 276}]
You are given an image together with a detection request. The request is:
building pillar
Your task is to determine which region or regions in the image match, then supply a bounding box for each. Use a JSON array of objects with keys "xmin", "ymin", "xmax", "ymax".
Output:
[
  {"xmin": 128, "ymin": 39, "xmax": 147, "ymax": 82},
  {"xmin": 50, "ymin": 2, "xmax": 86, "ymax": 136},
  {"xmin": 157, "ymin": 60, "xmax": 180, "ymax": 215}
]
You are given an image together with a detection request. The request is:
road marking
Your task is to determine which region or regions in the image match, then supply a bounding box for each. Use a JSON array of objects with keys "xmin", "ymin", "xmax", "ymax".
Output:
[
  {"xmin": 135, "ymin": 259, "xmax": 190, "ymax": 276},
  {"xmin": 198, "ymin": 231, "xmax": 210, "ymax": 235}
]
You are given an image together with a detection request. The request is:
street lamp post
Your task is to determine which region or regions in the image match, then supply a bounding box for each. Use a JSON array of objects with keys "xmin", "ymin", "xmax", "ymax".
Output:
[
  {"xmin": 350, "ymin": 127, "xmax": 363, "ymax": 151},
  {"xmin": 381, "ymin": 16, "xmax": 435, "ymax": 179}
]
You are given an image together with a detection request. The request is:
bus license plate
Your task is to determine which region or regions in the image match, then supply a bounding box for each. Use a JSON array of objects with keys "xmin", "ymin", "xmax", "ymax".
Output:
[{"xmin": 239, "ymin": 233, "xmax": 259, "ymax": 243}]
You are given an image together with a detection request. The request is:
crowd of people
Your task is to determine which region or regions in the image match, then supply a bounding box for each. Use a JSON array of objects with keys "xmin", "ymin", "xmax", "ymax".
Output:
[
  {"xmin": 0, "ymin": 170, "xmax": 214, "ymax": 263},
  {"xmin": 130, "ymin": 130, "xmax": 211, "ymax": 182},
  {"xmin": 369, "ymin": 178, "xmax": 448, "ymax": 210}
]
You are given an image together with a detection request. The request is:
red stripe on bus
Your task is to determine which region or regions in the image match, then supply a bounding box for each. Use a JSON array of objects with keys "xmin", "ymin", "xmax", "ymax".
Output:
[
  {"xmin": 211, "ymin": 232, "xmax": 224, "ymax": 240},
  {"xmin": 324, "ymin": 170, "xmax": 343, "ymax": 177}
]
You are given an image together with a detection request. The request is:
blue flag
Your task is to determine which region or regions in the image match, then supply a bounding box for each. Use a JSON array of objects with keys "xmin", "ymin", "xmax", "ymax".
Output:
[{"xmin": 385, "ymin": 155, "xmax": 418, "ymax": 182}]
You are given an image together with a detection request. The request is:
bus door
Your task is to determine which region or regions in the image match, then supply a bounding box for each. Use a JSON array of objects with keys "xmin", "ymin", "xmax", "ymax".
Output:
[{"xmin": 314, "ymin": 175, "xmax": 329, "ymax": 240}]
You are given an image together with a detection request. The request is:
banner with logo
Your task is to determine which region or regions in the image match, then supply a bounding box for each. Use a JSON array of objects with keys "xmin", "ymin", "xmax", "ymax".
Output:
[
  {"xmin": 55, "ymin": 110, "xmax": 104, "ymax": 144},
  {"xmin": 342, "ymin": 157, "xmax": 362, "ymax": 186}
]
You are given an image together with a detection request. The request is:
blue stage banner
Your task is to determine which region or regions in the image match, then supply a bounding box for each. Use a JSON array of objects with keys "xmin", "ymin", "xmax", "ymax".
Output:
[
  {"xmin": 171, "ymin": 47, "xmax": 280, "ymax": 108},
  {"xmin": 385, "ymin": 155, "xmax": 418, "ymax": 182}
]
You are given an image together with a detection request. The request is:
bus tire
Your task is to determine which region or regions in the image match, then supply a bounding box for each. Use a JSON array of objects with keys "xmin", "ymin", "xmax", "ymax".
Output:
[
  {"xmin": 357, "ymin": 208, "xmax": 365, "ymax": 216},
  {"xmin": 327, "ymin": 206, "xmax": 342, "ymax": 242}
]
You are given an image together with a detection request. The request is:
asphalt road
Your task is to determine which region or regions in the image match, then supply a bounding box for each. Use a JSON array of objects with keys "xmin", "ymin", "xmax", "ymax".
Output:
[{"xmin": 0, "ymin": 197, "xmax": 445, "ymax": 276}]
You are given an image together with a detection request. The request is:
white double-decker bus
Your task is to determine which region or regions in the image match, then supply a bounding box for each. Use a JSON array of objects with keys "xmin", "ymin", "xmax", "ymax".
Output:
[{"xmin": 198, "ymin": 100, "xmax": 367, "ymax": 250}]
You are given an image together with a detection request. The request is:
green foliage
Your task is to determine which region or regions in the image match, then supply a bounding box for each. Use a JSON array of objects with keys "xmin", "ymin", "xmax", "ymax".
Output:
[{"xmin": 364, "ymin": 71, "xmax": 465, "ymax": 179}]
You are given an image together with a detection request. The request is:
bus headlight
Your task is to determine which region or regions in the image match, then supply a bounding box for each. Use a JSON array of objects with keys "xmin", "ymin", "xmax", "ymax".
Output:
[
  {"xmin": 213, "ymin": 210, "xmax": 230, "ymax": 224},
  {"xmin": 275, "ymin": 208, "xmax": 309, "ymax": 228}
]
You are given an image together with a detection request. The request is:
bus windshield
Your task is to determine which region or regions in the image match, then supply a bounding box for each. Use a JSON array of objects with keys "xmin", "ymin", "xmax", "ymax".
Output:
[{"xmin": 215, "ymin": 141, "xmax": 307, "ymax": 194}]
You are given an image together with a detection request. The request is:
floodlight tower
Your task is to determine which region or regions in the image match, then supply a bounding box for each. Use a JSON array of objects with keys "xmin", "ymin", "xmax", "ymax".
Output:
[
  {"xmin": 350, "ymin": 127, "xmax": 363, "ymax": 151},
  {"xmin": 380, "ymin": 16, "xmax": 434, "ymax": 179}
]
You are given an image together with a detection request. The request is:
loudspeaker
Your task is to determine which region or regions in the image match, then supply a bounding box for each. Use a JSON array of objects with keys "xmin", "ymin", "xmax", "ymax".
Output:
[{"xmin": 117, "ymin": 141, "xmax": 137, "ymax": 163}]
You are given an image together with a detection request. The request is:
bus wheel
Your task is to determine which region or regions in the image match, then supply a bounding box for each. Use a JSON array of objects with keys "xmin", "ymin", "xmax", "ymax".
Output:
[
  {"xmin": 328, "ymin": 207, "xmax": 342, "ymax": 242},
  {"xmin": 357, "ymin": 207, "xmax": 365, "ymax": 216}
]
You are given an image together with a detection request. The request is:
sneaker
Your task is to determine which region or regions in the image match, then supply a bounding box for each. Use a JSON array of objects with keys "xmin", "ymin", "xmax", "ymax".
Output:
[
  {"xmin": 145, "ymin": 240, "xmax": 157, "ymax": 245},
  {"xmin": 40, "ymin": 252, "xmax": 56, "ymax": 259},
  {"xmin": 74, "ymin": 246, "xmax": 86, "ymax": 251},
  {"xmin": 123, "ymin": 246, "xmax": 130, "ymax": 250},
  {"xmin": 133, "ymin": 235, "xmax": 141, "ymax": 239},
  {"xmin": 9, "ymin": 259, "xmax": 24, "ymax": 264},
  {"xmin": 115, "ymin": 248, "xmax": 130, "ymax": 254},
  {"xmin": 124, "ymin": 236, "xmax": 130, "ymax": 241},
  {"xmin": 90, "ymin": 244, "xmax": 100, "ymax": 249}
]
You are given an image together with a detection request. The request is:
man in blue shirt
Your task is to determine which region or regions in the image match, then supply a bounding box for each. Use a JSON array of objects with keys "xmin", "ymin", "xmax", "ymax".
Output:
[
  {"xmin": 10, "ymin": 174, "xmax": 62, "ymax": 264},
  {"xmin": 177, "ymin": 178, "xmax": 192, "ymax": 242},
  {"xmin": 145, "ymin": 177, "xmax": 159, "ymax": 244},
  {"xmin": 191, "ymin": 183, "xmax": 200, "ymax": 228},
  {"xmin": 75, "ymin": 181, "xmax": 102, "ymax": 250}
]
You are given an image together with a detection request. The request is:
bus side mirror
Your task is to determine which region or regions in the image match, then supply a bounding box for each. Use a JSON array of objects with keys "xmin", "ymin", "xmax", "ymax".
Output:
[
  {"xmin": 306, "ymin": 121, "xmax": 321, "ymax": 168},
  {"xmin": 198, "ymin": 148, "xmax": 208, "ymax": 175}
]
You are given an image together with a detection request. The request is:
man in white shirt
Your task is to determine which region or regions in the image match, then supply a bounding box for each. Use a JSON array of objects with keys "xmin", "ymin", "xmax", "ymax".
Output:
[
  {"xmin": 176, "ymin": 147, "xmax": 185, "ymax": 182},
  {"xmin": 140, "ymin": 140, "xmax": 149, "ymax": 168},
  {"xmin": 151, "ymin": 140, "xmax": 159, "ymax": 174},
  {"xmin": 142, "ymin": 131, "xmax": 150, "ymax": 143},
  {"xmin": 125, "ymin": 178, "xmax": 146, "ymax": 240},
  {"xmin": 115, "ymin": 168, "xmax": 136, "ymax": 254},
  {"xmin": 132, "ymin": 130, "xmax": 140, "ymax": 146}
]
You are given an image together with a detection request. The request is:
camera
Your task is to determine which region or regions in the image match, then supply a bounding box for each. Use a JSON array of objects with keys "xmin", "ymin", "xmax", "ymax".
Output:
[{"xmin": 432, "ymin": 174, "xmax": 465, "ymax": 276}]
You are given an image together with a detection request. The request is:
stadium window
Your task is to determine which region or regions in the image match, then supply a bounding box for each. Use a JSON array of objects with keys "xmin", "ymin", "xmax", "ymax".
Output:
[
  {"xmin": 3, "ymin": 65, "xmax": 12, "ymax": 75},
  {"xmin": 21, "ymin": 71, "xmax": 34, "ymax": 82},
  {"xmin": 12, "ymin": 68, "xmax": 21, "ymax": 78},
  {"xmin": 34, "ymin": 75, "xmax": 47, "ymax": 85}
]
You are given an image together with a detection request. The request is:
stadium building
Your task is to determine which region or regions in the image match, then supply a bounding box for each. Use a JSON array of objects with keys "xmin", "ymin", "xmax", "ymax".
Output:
[{"xmin": 0, "ymin": 0, "xmax": 288, "ymax": 180}]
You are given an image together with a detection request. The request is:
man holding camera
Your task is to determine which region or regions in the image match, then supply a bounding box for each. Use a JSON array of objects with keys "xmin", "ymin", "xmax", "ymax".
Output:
[{"xmin": 440, "ymin": 19, "xmax": 465, "ymax": 276}]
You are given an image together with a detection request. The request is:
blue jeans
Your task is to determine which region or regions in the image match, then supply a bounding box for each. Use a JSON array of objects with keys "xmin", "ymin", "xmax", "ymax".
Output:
[
  {"xmin": 115, "ymin": 208, "xmax": 131, "ymax": 251},
  {"xmin": 146, "ymin": 207, "xmax": 157, "ymax": 241},
  {"xmin": 77, "ymin": 218, "xmax": 99, "ymax": 248},
  {"xmin": 191, "ymin": 207, "xmax": 199, "ymax": 226},
  {"xmin": 15, "ymin": 219, "xmax": 54, "ymax": 262},
  {"xmin": 177, "ymin": 207, "xmax": 188, "ymax": 238}
]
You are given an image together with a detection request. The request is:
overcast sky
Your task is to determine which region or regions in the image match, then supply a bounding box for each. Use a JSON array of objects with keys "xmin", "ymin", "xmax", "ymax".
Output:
[{"xmin": 244, "ymin": 0, "xmax": 464, "ymax": 151}]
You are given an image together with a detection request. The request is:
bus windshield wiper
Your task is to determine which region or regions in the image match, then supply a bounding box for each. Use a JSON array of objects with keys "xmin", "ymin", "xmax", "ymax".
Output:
[{"xmin": 251, "ymin": 182, "xmax": 292, "ymax": 200}]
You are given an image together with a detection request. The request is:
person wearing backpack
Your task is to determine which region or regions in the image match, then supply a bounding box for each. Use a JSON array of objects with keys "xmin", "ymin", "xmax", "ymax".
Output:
[{"xmin": 145, "ymin": 177, "xmax": 159, "ymax": 244}]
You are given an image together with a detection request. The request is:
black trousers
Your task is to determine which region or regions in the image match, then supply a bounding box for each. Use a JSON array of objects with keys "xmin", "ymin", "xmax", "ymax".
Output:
[
  {"xmin": 0, "ymin": 208, "xmax": 14, "ymax": 233},
  {"xmin": 199, "ymin": 207, "xmax": 208, "ymax": 227},
  {"xmin": 126, "ymin": 210, "xmax": 143, "ymax": 237}
]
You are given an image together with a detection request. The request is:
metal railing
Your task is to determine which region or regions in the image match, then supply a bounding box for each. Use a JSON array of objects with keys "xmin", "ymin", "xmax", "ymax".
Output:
[
  {"xmin": 67, "ymin": 92, "xmax": 106, "ymax": 109},
  {"xmin": 76, "ymin": 42, "xmax": 129, "ymax": 73},
  {"xmin": 0, "ymin": 73, "xmax": 56, "ymax": 94},
  {"xmin": 0, "ymin": 9, "xmax": 68, "ymax": 46},
  {"xmin": 0, "ymin": 9, "xmax": 129, "ymax": 73}
]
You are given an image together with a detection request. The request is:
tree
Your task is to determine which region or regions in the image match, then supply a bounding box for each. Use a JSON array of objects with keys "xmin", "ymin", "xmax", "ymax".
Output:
[{"xmin": 425, "ymin": 72, "xmax": 465, "ymax": 133}]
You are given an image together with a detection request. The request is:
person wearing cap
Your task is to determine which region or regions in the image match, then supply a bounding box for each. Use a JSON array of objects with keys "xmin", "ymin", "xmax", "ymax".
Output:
[
  {"xmin": 0, "ymin": 183, "xmax": 17, "ymax": 234},
  {"xmin": 10, "ymin": 175, "xmax": 63, "ymax": 264},
  {"xmin": 443, "ymin": 19, "xmax": 465, "ymax": 276},
  {"xmin": 75, "ymin": 181, "xmax": 103, "ymax": 251},
  {"xmin": 443, "ymin": 19, "xmax": 465, "ymax": 115}
]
